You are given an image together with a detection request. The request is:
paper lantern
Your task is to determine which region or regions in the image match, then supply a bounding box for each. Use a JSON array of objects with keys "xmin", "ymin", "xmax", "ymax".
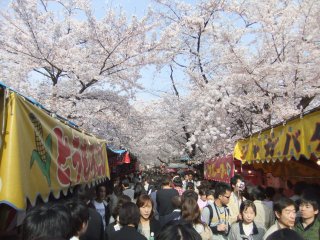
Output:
[{"xmin": 124, "ymin": 152, "xmax": 131, "ymax": 163}]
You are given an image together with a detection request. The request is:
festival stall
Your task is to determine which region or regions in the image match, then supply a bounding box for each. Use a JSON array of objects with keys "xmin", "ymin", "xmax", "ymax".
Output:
[
  {"xmin": 233, "ymin": 107, "xmax": 320, "ymax": 185},
  {"xmin": 204, "ymin": 155, "xmax": 235, "ymax": 183},
  {"xmin": 0, "ymin": 83, "xmax": 110, "ymax": 211},
  {"xmin": 107, "ymin": 147, "xmax": 137, "ymax": 178}
]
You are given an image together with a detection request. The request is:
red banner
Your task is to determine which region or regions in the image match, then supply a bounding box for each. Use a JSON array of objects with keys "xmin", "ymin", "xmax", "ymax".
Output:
[{"xmin": 204, "ymin": 155, "xmax": 234, "ymax": 183}]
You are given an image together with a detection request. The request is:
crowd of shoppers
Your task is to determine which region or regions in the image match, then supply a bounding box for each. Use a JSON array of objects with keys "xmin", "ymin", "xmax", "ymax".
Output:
[{"xmin": 16, "ymin": 172, "xmax": 320, "ymax": 240}]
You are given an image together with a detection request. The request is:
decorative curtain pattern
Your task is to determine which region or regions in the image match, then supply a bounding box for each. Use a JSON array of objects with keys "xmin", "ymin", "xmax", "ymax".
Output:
[{"xmin": 0, "ymin": 91, "xmax": 110, "ymax": 209}]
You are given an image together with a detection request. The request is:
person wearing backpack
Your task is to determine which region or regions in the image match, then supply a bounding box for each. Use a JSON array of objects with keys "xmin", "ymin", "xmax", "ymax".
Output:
[{"xmin": 201, "ymin": 182, "xmax": 232, "ymax": 240}]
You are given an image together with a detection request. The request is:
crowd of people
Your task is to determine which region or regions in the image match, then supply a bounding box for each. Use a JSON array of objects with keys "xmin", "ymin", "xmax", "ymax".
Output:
[{"xmin": 12, "ymin": 172, "xmax": 320, "ymax": 240}]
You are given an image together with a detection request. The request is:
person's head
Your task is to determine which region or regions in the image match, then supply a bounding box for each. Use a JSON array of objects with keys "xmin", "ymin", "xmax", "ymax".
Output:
[
  {"xmin": 162, "ymin": 176, "xmax": 172, "ymax": 187},
  {"xmin": 172, "ymin": 196, "xmax": 182, "ymax": 209},
  {"xmin": 287, "ymin": 180, "xmax": 294, "ymax": 190},
  {"xmin": 181, "ymin": 190, "xmax": 198, "ymax": 203},
  {"xmin": 112, "ymin": 194, "xmax": 131, "ymax": 220},
  {"xmin": 113, "ymin": 184, "xmax": 123, "ymax": 197},
  {"xmin": 157, "ymin": 220, "xmax": 201, "ymax": 240},
  {"xmin": 299, "ymin": 192, "xmax": 319, "ymax": 222},
  {"xmin": 265, "ymin": 187, "xmax": 276, "ymax": 201},
  {"xmin": 214, "ymin": 182, "xmax": 232, "ymax": 205},
  {"xmin": 247, "ymin": 186, "xmax": 265, "ymax": 201},
  {"xmin": 73, "ymin": 185, "xmax": 91, "ymax": 205},
  {"xmin": 65, "ymin": 200, "xmax": 89, "ymax": 237},
  {"xmin": 181, "ymin": 197, "xmax": 201, "ymax": 225},
  {"xmin": 206, "ymin": 190, "xmax": 215, "ymax": 202},
  {"xmin": 198, "ymin": 189, "xmax": 207, "ymax": 201},
  {"xmin": 240, "ymin": 200, "xmax": 256, "ymax": 224},
  {"xmin": 143, "ymin": 176, "xmax": 150, "ymax": 185},
  {"xmin": 188, "ymin": 174, "xmax": 193, "ymax": 181},
  {"xmin": 173, "ymin": 176, "xmax": 183, "ymax": 188},
  {"xmin": 113, "ymin": 177, "xmax": 120, "ymax": 187},
  {"xmin": 184, "ymin": 175, "xmax": 189, "ymax": 181},
  {"xmin": 96, "ymin": 184, "xmax": 107, "ymax": 201},
  {"xmin": 119, "ymin": 202, "xmax": 141, "ymax": 227},
  {"xmin": 122, "ymin": 179, "xmax": 130, "ymax": 188},
  {"xmin": 22, "ymin": 203, "xmax": 72, "ymax": 240},
  {"xmin": 293, "ymin": 181, "xmax": 308, "ymax": 196},
  {"xmin": 136, "ymin": 194, "xmax": 154, "ymax": 220},
  {"xmin": 134, "ymin": 182, "xmax": 146, "ymax": 199},
  {"xmin": 186, "ymin": 182, "xmax": 195, "ymax": 190},
  {"xmin": 230, "ymin": 174, "xmax": 245, "ymax": 192},
  {"xmin": 266, "ymin": 228, "xmax": 304, "ymax": 240},
  {"xmin": 273, "ymin": 197, "xmax": 296, "ymax": 228}
]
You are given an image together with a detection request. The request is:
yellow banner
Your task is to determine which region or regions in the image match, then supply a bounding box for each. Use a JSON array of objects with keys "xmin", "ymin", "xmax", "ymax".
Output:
[
  {"xmin": 234, "ymin": 110, "xmax": 320, "ymax": 164},
  {"xmin": 0, "ymin": 91, "xmax": 110, "ymax": 209}
]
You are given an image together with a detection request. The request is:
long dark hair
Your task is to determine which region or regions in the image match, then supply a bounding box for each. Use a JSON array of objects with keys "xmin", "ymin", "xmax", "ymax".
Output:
[
  {"xmin": 112, "ymin": 195, "xmax": 131, "ymax": 220},
  {"xmin": 181, "ymin": 197, "xmax": 202, "ymax": 225},
  {"xmin": 158, "ymin": 220, "xmax": 201, "ymax": 240}
]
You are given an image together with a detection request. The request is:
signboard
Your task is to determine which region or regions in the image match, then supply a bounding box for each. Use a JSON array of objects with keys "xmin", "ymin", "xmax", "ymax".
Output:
[
  {"xmin": 0, "ymin": 91, "xmax": 110, "ymax": 209},
  {"xmin": 234, "ymin": 110, "xmax": 320, "ymax": 164},
  {"xmin": 204, "ymin": 155, "xmax": 234, "ymax": 183}
]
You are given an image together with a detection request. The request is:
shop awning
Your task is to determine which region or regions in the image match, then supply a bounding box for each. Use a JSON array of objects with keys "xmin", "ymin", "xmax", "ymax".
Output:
[
  {"xmin": 233, "ymin": 108, "xmax": 320, "ymax": 164},
  {"xmin": 233, "ymin": 108, "xmax": 320, "ymax": 179},
  {"xmin": 0, "ymin": 86, "xmax": 110, "ymax": 210}
]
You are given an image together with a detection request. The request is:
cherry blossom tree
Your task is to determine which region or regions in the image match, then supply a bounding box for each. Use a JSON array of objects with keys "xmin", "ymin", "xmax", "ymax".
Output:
[
  {"xmin": 0, "ymin": 0, "xmax": 159, "ymax": 148},
  {"xmin": 143, "ymin": 0, "xmax": 320, "ymax": 162}
]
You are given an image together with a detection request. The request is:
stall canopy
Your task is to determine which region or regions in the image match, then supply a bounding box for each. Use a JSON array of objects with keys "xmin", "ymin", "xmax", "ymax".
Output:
[
  {"xmin": 107, "ymin": 147, "xmax": 137, "ymax": 177},
  {"xmin": 0, "ymin": 84, "xmax": 110, "ymax": 210},
  {"xmin": 233, "ymin": 107, "xmax": 320, "ymax": 179}
]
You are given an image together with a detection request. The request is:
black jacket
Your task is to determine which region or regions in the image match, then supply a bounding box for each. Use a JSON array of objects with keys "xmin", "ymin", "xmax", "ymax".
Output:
[
  {"xmin": 159, "ymin": 210, "xmax": 181, "ymax": 228},
  {"xmin": 109, "ymin": 226, "xmax": 147, "ymax": 240},
  {"xmin": 106, "ymin": 218, "xmax": 160, "ymax": 240},
  {"xmin": 89, "ymin": 200, "xmax": 111, "ymax": 228},
  {"xmin": 156, "ymin": 188, "xmax": 179, "ymax": 216},
  {"xmin": 80, "ymin": 208, "xmax": 105, "ymax": 240},
  {"xmin": 149, "ymin": 218, "xmax": 161, "ymax": 238}
]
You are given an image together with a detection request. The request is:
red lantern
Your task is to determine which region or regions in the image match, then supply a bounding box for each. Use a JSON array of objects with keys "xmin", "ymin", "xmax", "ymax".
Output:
[{"xmin": 124, "ymin": 152, "xmax": 131, "ymax": 163}]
